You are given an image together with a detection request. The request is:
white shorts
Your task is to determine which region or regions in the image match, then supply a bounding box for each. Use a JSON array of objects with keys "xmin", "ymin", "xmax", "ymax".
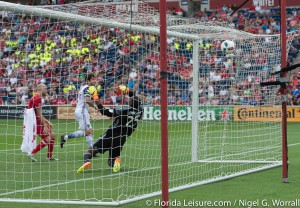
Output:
[{"xmin": 75, "ymin": 110, "xmax": 92, "ymax": 131}]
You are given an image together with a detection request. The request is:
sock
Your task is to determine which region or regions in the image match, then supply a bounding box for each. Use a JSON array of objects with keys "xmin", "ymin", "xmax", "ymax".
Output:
[
  {"xmin": 65, "ymin": 130, "xmax": 85, "ymax": 140},
  {"xmin": 108, "ymin": 158, "xmax": 115, "ymax": 167},
  {"xmin": 83, "ymin": 152, "xmax": 92, "ymax": 164},
  {"xmin": 47, "ymin": 139, "xmax": 55, "ymax": 158},
  {"xmin": 32, "ymin": 140, "xmax": 48, "ymax": 154},
  {"xmin": 86, "ymin": 134, "xmax": 93, "ymax": 147}
]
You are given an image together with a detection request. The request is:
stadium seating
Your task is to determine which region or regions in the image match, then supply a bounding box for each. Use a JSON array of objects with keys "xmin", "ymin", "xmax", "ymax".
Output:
[{"xmin": 1, "ymin": 6, "xmax": 300, "ymax": 106}]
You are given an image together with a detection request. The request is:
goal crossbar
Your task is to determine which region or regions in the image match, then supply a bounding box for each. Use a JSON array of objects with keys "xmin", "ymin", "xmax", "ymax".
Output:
[
  {"xmin": 0, "ymin": 1, "xmax": 288, "ymax": 39},
  {"xmin": 0, "ymin": 1, "xmax": 199, "ymax": 40}
]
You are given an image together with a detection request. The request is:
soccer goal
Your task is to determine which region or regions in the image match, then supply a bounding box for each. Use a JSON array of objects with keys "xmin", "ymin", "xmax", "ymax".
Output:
[{"xmin": 0, "ymin": 0, "xmax": 294, "ymax": 206}]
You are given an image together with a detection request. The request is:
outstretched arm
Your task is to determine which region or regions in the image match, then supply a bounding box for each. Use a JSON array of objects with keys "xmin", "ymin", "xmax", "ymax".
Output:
[
  {"xmin": 96, "ymin": 85, "xmax": 134, "ymax": 117},
  {"xmin": 97, "ymin": 103, "xmax": 115, "ymax": 117},
  {"xmin": 128, "ymin": 90, "xmax": 134, "ymax": 97}
]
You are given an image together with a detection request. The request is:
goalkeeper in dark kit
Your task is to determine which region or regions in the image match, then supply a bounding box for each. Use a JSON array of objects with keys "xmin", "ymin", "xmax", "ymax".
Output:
[{"xmin": 77, "ymin": 85, "xmax": 144, "ymax": 173}]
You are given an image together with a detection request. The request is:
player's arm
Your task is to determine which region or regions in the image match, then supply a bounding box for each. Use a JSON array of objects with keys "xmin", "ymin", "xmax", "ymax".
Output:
[
  {"xmin": 35, "ymin": 107, "xmax": 52, "ymax": 130},
  {"xmin": 128, "ymin": 90, "xmax": 134, "ymax": 97},
  {"xmin": 35, "ymin": 107, "xmax": 47, "ymax": 125},
  {"xmin": 96, "ymin": 85, "xmax": 132, "ymax": 116},
  {"xmin": 85, "ymin": 96, "xmax": 96, "ymax": 108},
  {"xmin": 97, "ymin": 103, "xmax": 121, "ymax": 117}
]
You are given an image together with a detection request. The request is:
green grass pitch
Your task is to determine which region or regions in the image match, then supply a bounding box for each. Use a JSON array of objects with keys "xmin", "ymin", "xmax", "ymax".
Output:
[{"xmin": 0, "ymin": 120, "xmax": 299, "ymax": 208}]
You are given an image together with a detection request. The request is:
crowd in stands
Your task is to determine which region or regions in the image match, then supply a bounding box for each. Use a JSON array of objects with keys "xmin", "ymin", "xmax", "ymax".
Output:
[
  {"xmin": 0, "ymin": 12, "xmax": 153, "ymax": 105},
  {"xmin": 0, "ymin": 4, "xmax": 300, "ymax": 107},
  {"xmin": 22, "ymin": 0, "xmax": 119, "ymax": 6},
  {"xmin": 136, "ymin": 6, "xmax": 300, "ymax": 106}
]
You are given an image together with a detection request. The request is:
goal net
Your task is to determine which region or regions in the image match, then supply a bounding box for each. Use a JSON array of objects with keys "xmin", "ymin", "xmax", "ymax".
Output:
[{"xmin": 0, "ymin": 0, "xmax": 294, "ymax": 205}]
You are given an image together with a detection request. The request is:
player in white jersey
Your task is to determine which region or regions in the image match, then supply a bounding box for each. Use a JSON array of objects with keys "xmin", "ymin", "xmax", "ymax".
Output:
[{"xmin": 60, "ymin": 74, "xmax": 99, "ymax": 148}]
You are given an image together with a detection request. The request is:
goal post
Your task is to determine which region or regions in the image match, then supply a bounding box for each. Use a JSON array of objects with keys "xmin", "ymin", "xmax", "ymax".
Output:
[
  {"xmin": 191, "ymin": 39, "xmax": 199, "ymax": 163},
  {"xmin": 280, "ymin": 0, "xmax": 288, "ymax": 183},
  {"xmin": 0, "ymin": 0, "xmax": 295, "ymax": 206},
  {"xmin": 159, "ymin": 0, "xmax": 169, "ymax": 206}
]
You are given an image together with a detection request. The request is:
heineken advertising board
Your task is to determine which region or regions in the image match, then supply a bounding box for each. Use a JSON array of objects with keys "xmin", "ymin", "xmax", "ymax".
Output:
[{"xmin": 142, "ymin": 106, "xmax": 233, "ymax": 121}]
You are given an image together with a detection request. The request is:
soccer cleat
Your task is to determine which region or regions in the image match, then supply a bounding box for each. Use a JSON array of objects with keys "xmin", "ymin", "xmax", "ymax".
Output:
[
  {"xmin": 112, "ymin": 157, "xmax": 120, "ymax": 173},
  {"xmin": 77, "ymin": 162, "xmax": 91, "ymax": 174},
  {"xmin": 27, "ymin": 153, "xmax": 37, "ymax": 162},
  {"xmin": 60, "ymin": 135, "xmax": 66, "ymax": 148},
  {"xmin": 46, "ymin": 157, "xmax": 59, "ymax": 161}
]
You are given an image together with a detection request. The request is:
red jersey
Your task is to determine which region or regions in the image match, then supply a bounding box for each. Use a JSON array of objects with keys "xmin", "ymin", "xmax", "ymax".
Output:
[{"xmin": 28, "ymin": 94, "xmax": 42, "ymax": 125}]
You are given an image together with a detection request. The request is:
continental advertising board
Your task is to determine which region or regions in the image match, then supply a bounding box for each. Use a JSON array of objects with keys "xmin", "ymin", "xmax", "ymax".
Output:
[{"xmin": 233, "ymin": 106, "xmax": 300, "ymax": 122}]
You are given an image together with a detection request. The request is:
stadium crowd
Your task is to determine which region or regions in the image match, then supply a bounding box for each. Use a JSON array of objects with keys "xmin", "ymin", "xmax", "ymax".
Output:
[{"xmin": 0, "ymin": 4, "xmax": 300, "ymax": 106}]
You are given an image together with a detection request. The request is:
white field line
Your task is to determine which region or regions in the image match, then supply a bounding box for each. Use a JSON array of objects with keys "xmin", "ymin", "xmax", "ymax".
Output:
[
  {"xmin": 201, "ymin": 143, "xmax": 279, "ymax": 161},
  {"xmin": 1, "ymin": 142, "xmax": 300, "ymax": 197},
  {"xmin": 288, "ymin": 142, "xmax": 300, "ymax": 147},
  {"xmin": 198, "ymin": 142, "xmax": 300, "ymax": 162}
]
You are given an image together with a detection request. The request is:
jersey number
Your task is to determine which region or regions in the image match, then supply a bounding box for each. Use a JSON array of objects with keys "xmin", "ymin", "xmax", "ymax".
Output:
[{"xmin": 126, "ymin": 112, "xmax": 141, "ymax": 127}]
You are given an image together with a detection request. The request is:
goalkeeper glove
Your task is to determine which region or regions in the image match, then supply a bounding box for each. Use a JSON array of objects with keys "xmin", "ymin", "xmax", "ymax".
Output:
[
  {"xmin": 92, "ymin": 91, "xmax": 99, "ymax": 101},
  {"xmin": 119, "ymin": 85, "xmax": 130, "ymax": 94}
]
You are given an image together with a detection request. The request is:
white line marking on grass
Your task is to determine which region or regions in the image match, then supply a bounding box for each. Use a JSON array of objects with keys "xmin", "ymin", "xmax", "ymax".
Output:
[
  {"xmin": 1, "ymin": 142, "xmax": 300, "ymax": 197},
  {"xmin": 288, "ymin": 142, "xmax": 300, "ymax": 147},
  {"xmin": 201, "ymin": 142, "xmax": 300, "ymax": 162}
]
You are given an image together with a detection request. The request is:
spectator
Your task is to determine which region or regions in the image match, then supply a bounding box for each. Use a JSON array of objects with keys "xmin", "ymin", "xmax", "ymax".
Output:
[
  {"xmin": 57, "ymin": 95, "xmax": 67, "ymax": 105},
  {"xmin": 50, "ymin": 91, "xmax": 58, "ymax": 105}
]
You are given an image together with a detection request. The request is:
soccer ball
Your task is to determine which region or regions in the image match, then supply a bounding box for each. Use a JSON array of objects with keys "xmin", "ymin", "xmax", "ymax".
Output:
[
  {"xmin": 87, "ymin": 86, "xmax": 96, "ymax": 95},
  {"xmin": 221, "ymin": 40, "xmax": 235, "ymax": 54}
]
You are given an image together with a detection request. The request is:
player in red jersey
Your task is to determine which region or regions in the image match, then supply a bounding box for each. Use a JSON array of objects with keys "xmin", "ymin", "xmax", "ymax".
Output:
[{"xmin": 27, "ymin": 84, "xmax": 58, "ymax": 162}]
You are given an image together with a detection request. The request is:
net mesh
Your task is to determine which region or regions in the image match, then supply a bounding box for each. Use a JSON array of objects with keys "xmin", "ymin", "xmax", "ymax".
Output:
[{"xmin": 0, "ymin": 0, "xmax": 294, "ymax": 205}]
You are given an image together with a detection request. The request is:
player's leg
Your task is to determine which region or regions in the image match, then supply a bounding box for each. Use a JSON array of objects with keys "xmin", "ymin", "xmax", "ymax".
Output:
[
  {"xmin": 46, "ymin": 131, "xmax": 59, "ymax": 161},
  {"xmin": 77, "ymin": 132, "xmax": 112, "ymax": 173},
  {"xmin": 60, "ymin": 111, "xmax": 86, "ymax": 148},
  {"xmin": 83, "ymin": 112, "xmax": 93, "ymax": 148},
  {"xmin": 28, "ymin": 124, "xmax": 49, "ymax": 162},
  {"xmin": 84, "ymin": 133, "xmax": 111, "ymax": 160},
  {"xmin": 76, "ymin": 146, "xmax": 95, "ymax": 173},
  {"xmin": 108, "ymin": 135, "xmax": 127, "ymax": 173}
]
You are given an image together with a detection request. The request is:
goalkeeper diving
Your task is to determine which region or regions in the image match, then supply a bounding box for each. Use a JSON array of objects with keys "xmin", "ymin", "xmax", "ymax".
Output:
[
  {"xmin": 77, "ymin": 85, "xmax": 143, "ymax": 173},
  {"xmin": 60, "ymin": 74, "xmax": 99, "ymax": 148}
]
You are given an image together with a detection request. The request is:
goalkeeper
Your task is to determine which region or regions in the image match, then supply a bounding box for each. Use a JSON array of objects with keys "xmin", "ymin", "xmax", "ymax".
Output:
[
  {"xmin": 60, "ymin": 74, "xmax": 99, "ymax": 148},
  {"xmin": 77, "ymin": 85, "xmax": 143, "ymax": 173}
]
